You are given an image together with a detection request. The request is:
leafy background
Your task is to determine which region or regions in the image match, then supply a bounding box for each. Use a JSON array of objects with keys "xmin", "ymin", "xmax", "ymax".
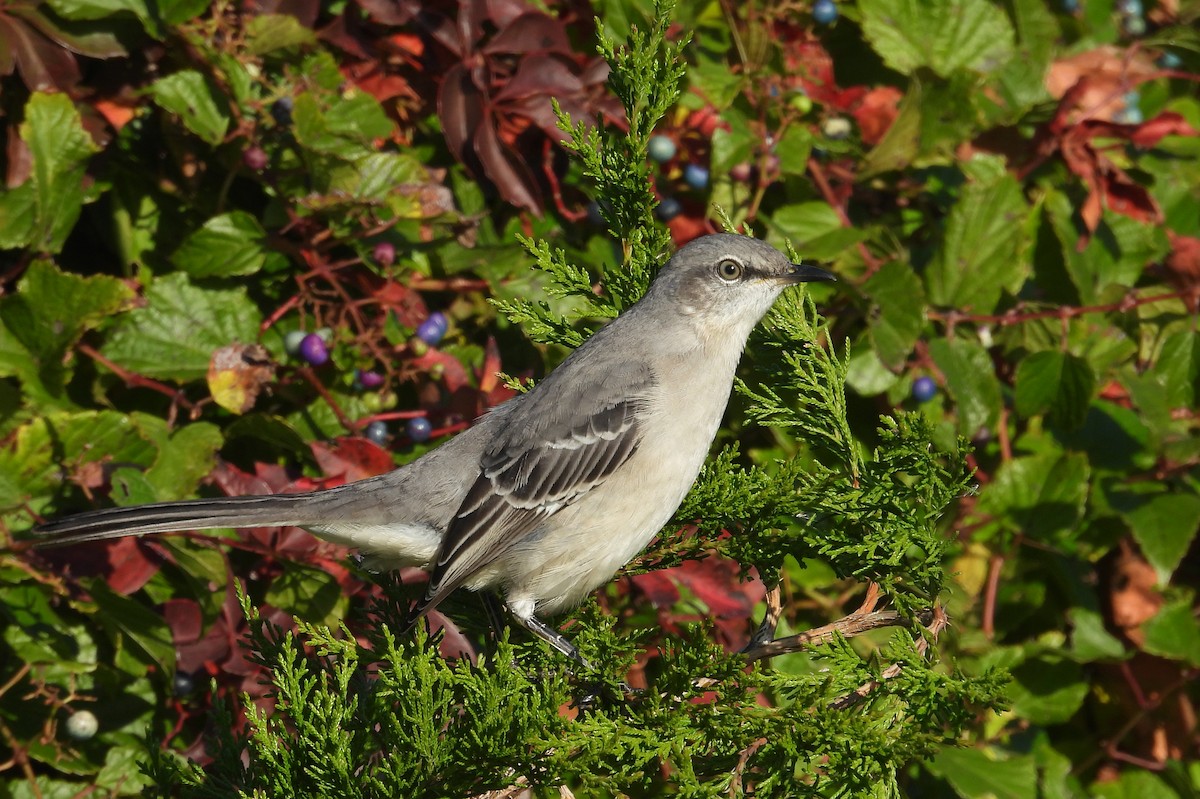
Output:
[{"xmin": 1, "ymin": 0, "xmax": 1199, "ymax": 795}]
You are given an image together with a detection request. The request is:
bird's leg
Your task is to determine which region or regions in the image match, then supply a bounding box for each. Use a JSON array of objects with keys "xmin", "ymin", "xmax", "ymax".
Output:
[
  {"xmin": 510, "ymin": 613, "xmax": 594, "ymax": 670},
  {"xmin": 742, "ymin": 584, "xmax": 784, "ymax": 652}
]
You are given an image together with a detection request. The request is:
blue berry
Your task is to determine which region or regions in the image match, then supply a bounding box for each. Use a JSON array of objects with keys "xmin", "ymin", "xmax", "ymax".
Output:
[
  {"xmin": 648, "ymin": 135, "xmax": 677, "ymax": 163},
  {"xmin": 1117, "ymin": 92, "xmax": 1143, "ymax": 124},
  {"xmin": 365, "ymin": 420, "xmax": 388, "ymax": 445},
  {"xmin": 683, "ymin": 163, "xmax": 710, "ymax": 190},
  {"xmin": 173, "ymin": 672, "xmax": 196, "ymax": 696},
  {"xmin": 813, "ymin": 0, "xmax": 839, "ymax": 25},
  {"xmin": 656, "ymin": 196, "xmax": 682, "ymax": 222},
  {"xmin": 284, "ymin": 330, "xmax": 307, "ymax": 356},
  {"xmin": 1158, "ymin": 52, "xmax": 1182, "ymax": 70},
  {"xmin": 355, "ymin": 369, "xmax": 384, "ymax": 389},
  {"xmin": 912, "ymin": 376, "xmax": 938, "ymax": 403},
  {"xmin": 298, "ymin": 333, "xmax": 329, "ymax": 366},
  {"xmin": 416, "ymin": 312, "xmax": 448, "ymax": 346},
  {"xmin": 373, "ymin": 241, "xmax": 395, "ymax": 267},
  {"xmin": 586, "ymin": 201, "xmax": 605, "ymax": 226},
  {"xmin": 1060, "ymin": 0, "xmax": 1078, "ymax": 11},
  {"xmin": 1118, "ymin": 0, "xmax": 1142, "ymax": 15},
  {"xmin": 406, "ymin": 417, "xmax": 432, "ymax": 443},
  {"xmin": 271, "ymin": 97, "xmax": 293, "ymax": 126},
  {"xmin": 1123, "ymin": 14, "xmax": 1146, "ymax": 35}
]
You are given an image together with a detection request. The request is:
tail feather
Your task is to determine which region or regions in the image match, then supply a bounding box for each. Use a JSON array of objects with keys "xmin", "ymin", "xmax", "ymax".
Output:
[{"xmin": 33, "ymin": 494, "xmax": 318, "ymax": 547}]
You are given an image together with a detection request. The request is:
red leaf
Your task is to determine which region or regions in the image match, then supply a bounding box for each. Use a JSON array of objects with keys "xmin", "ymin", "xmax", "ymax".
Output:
[
  {"xmin": 1129, "ymin": 112, "xmax": 1200, "ymax": 149},
  {"xmin": 311, "ymin": 438, "xmax": 395, "ymax": 482},
  {"xmin": 1165, "ymin": 231, "xmax": 1200, "ymax": 287},
  {"xmin": 163, "ymin": 598, "xmax": 204, "ymax": 645},
  {"xmin": 852, "ymin": 86, "xmax": 903, "ymax": 147},
  {"xmin": 106, "ymin": 537, "xmax": 160, "ymax": 594},
  {"xmin": 211, "ymin": 461, "xmax": 276, "ymax": 496},
  {"xmin": 482, "ymin": 12, "xmax": 572, "ymax": 56},
  {"xmin": 631, "ymin": 571, "xmax": 681, "ymax": 608},
  {"xmin": 673, "ymin": 558, "xmax": 764, "ymax": 619},
  {"xmin": 1101, "ymin": 169, "xmax": 1161, "ymax": 225},
  {"xmin": 473, "ymin": 111, "xmax": 543, "ymax": 213},
  {"xmin": 411, "ymin": 347, "xmax": 473, "ymax": 392},
  {"xmin": 438, "ymin": 63, "xmax": 485, "ymax": 164}
]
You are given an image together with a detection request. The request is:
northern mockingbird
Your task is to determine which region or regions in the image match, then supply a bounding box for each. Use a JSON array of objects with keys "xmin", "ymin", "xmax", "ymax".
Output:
[{"xmin": 35, "ymin": 234, "xmax": 835, "ymax": 663}]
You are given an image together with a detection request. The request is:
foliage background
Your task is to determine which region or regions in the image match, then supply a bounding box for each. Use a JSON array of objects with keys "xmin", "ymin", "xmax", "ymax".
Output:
[{"xmin": 0, "ymin": 0, "xmax": 1198, "ymax": 795}]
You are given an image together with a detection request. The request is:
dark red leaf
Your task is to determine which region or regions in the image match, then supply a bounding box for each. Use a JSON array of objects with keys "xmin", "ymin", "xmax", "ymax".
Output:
[
  {"xmin": 438, "ymin": 63, "xmax": 485, "ymax": 164},
  {"xmin": 473, "ymin": 110, "xmax": 543, "ymax": 213},
  {"xmin": 163, "ymin": 598, "xmax": 204, "ymax": 645},
  {"xmin": 484, "ymin": 0, "xmax": 530, "ymax": 28},
  {"xmin": 482, "ymin": 12, "xmax": 572, "ymax": 56},
  {"xmin": 354, "ymin": 0, "xmax": 420, "ymax": 26},
  {"xmin": 211, "ymin": 461, "xmax": 276, "ymax": 497},
  {"xmin": 1101, "ymin": 169, "xmax": 1160, "ymax": 225},
  {"xmin": 106, "ymin": 537, "xmax": 161, "ymax": 594},
  {"xmin": 0, "ymin": 14, "xmax": 80, "ymax": 91},
  {"xmin": 673, "ymin": 558, "xmax": 764, "ymax": 619}
]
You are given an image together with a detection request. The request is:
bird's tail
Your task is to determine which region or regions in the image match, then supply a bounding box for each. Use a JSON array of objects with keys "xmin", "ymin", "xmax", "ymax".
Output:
[{"xmin": 32, "ymin": 493, "xmax": 320, "ymax": 547}]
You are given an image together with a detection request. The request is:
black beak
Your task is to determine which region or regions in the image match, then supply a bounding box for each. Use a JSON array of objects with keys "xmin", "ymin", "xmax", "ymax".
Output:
[{"xmin": 783, "ymin": 260, "xmax": 837, "ymax": 284}]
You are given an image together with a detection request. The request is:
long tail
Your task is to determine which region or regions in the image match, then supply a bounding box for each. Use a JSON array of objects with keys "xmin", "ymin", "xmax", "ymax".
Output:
[{"xmin": 33, "ymin": 494, "xmax": 320, "ymax": 547}]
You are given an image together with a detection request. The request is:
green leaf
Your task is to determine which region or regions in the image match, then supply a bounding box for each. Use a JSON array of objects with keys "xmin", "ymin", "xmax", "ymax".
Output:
[
  {"xmin": 1149, "ymin": 330, "xmax": 1200, "ymax": 409},
  {"xmin": 150, "ymin": 70, "xmax": 230, "ymax": 145},
  {"xmin": 172, "ymin": 211, "xmax": 269, "ymax": 278},
  {"xmin": 1092, "ymin": 767, "xmax": 1185, "ymax": 799},
  {"xmin": 244, "ymin": 13, "xmax": 316, "ymax": 54},
  {"xmin": 1067, "ymin": 607, "xmax": 1125, "ymax": 662},
  {"xmin": 931, "ymin": 747, "xmax": 1038, "ymax": 799},
  {"xmin": 86, "ymin": 580, "xmax": 175, "ymax": 673},
  {"xmin": 1123, "ymin": 492, "xmax": 1200, "ymax": 583},
  {"xmin": 101, "ymin": 272, "xmax": 261, "ymax": 382},
  {"xmin": 0, "ymin": 181, "xmax": 37, "ymax": 249},
  {"xmin": 43, "ymin": 0, "xmax": 148, "ymax": 20},
  {"xmin": 859, "ymin": 0, "xmax": 1016, "ymax": 78},
  {"xmin": 928, "ymin": 337, "xmax": 1001, "ymax": 435},
  {"xmin": 1014, "ymin": 351, "xmax": 1096, "ymax": 431},
  {"xmin": 17, "ymin": 92, "xmax": 101, "ymax": 253},
  {"xmin": 292, "ymin": 90, "xmax": 393, "ymax": 157},
  {"xmin": 143, "ymin": 422, "xmax": 224, "ymax": 501},
  {"xmin": 989, "ymin": 0, "xmax": 1055, "ymax": 120},
  {"xmin": 770, "ymin": 202, "xmax": 868, "ymax": 261},
  {"xmin": 863, "ymin": 261, "xmax": 925, "ymax": 369},
  {"xmin": 0, "ymin": 261, "xmax": 131, "ymax": 403},
  {"xmin": 1141, "ymin": 598, "xmax": 1200, "ymax": 666},
  {"xmin": 265, "ymin": 563, "xmax": 346, "ymax": 626},
  {"xmin": 926, "ymin": 168, "xmax": 1031, "ymax": 313},
  {"xmin": 977, "ymin": 451, "xmax": 1089, "ymax": 542},
  {"xmin": 1009, "ymin": 656, "xmax": 1088, "ymax": 724}
]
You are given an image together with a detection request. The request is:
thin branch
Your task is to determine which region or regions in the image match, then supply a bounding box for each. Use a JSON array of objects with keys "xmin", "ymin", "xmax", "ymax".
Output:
[{"xmin": 828, "ymin": 605, "xmax": 949, "ymax": 711}]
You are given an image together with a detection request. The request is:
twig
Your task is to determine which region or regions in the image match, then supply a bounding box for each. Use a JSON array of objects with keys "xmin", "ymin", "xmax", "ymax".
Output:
[
  {"xmin": 77, "ymin": 343, "xmax": 197, "ymax": 416},
  {"xmin": 1073, "ymin": 669, "xmax": 1197, "ymax": 775},
  {"xmin": 742, "ymin": 583, "xmax": 906, "ymax": 663},
  {"xmin": 729, "ymin": 737, "xmax": 768, "ymax": 797},
  {"xmin": 981, "ymin": 554, "xmax": 1003, "ymax": 640},
  {"xmin": 828, "ymin": 605, "xmax": 949, "ymax": 711},
  {"xmin": 806, "ymin": 157, "xmax": 882, "ymax": 275},
  {"xmin": 928, "ymin": 288, "xmax": 1197, "ymax": 327}
]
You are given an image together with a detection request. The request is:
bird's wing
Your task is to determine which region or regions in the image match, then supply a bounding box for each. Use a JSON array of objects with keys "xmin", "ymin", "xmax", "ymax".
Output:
[{"xmin": 412, "ymin": 358, "xmax": 656, "ymax": 618}]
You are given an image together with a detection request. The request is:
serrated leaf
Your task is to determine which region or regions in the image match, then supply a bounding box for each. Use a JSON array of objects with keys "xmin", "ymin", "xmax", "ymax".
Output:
[
  {"xmin": 1014, "ymin": 350, "xmax": 1096, "ymax": 431},
  {"xmin": 292, "ymin": 90, "xmax": 393, "ymax": 157},
  {"xmin": 102, "ymin": 273, "xmax": 261, "ymax": 382},
  {"xmin": 1149, "ymin": 330, "xmax": 1200, "ymax": 408},
  {"xmin": 172, "ymin": 211, "xmax": 269, "ymax": 278},
  {"xmin": 928, "ymin": 337, "xmax": 1001, "ymax": 435},
  {"xmin": 0, "ymin": 261, "xmax": 132, "ymax": 402},
  {"xmin": 18, "ymin": 92, "xmax": 101, "ymax": 253},
  {"xmin": 143, "ymin": 422, "xmax": 223, "ymax": 501},
  {"xmin": 863, "ymin": 261, "xmax": 925, "ymax": 369},
  {"xmin": 770, "ymin": 202, "xmax": 868, "ymax": 260},
  {"xmin": 87, "ymin": 580, "xmax": 175, "ymax": 672},
  {"xmin": 859, "ymin": 0, "xmax": 1016, "ymax": 78},
  {"xmin": 927, "ymin": 170, "xmax": 1031, "ymax": 312},
  {"xmin": 1123, "ymin": 492, "xmax": 1200, "ymax": 583},
  {"xmin": 150, "ymin": 70, "xmax": 230, "ymax": 145}
]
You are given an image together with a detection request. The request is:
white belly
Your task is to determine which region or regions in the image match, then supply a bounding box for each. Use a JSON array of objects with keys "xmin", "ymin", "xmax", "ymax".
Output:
[{"xmin": 481, "ymin": 370, "xmax": 733, "ymax": 618}]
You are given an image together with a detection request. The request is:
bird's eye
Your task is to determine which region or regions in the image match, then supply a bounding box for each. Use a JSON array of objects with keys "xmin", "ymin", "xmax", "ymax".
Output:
[{"xmin": 716, "ymin": 259, "xmax": 744, "ymax": 282}]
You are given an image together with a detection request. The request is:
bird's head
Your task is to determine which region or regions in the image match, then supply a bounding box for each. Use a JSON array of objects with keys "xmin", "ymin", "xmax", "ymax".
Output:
[{"xmin": 648, "ymin": 233, "xmax": 836, "ymax": 341}]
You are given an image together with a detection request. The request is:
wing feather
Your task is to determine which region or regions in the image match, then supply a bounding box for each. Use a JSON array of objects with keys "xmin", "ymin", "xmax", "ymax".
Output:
[{"xmin": 411, "ymin": 360, "xmax": 655, "ymax": 619}]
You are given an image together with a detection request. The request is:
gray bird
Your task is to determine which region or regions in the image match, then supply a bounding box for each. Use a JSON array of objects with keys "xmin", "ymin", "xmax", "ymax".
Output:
[{"xmin": 34, "ymin": 234, "xmax": 835, "ymax": 662}]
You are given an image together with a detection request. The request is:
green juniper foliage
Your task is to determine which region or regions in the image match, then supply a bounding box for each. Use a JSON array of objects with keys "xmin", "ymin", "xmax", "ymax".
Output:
[{"xmin": 147, "ymin": 3, "xmax": 1003, "ymax": 795}]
